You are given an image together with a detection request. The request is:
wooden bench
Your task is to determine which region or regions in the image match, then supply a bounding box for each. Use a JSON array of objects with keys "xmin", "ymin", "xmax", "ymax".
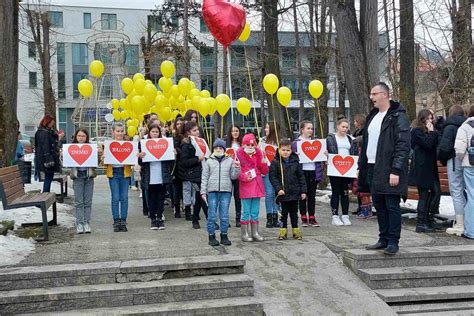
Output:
[
  {"xmin": 38, "ymin": 172, "xmax": 68, "ymax": 203},
  {"xmin": 407, "ymin": 162, "xmax": 450, "ymax": 200},
  {"xmin": 0, "ymin": 166, "xmax": 57, "ymax": 241}
]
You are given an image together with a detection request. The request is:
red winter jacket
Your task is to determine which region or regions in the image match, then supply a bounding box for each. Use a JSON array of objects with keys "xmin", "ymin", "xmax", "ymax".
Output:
[{"xmin": 236, "ymin": 147, "xmax": 269, "ymax": 198}]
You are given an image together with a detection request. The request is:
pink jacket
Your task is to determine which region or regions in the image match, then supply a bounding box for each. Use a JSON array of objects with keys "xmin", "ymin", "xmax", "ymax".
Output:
[{"xmin": 236, "ymin": 147, "xmax": 269, "ymax": 199}]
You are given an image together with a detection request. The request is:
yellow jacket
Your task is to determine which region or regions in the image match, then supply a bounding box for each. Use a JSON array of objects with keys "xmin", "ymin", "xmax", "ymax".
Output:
[{"xmin": 105, "ymin": 165, "xmax": 132, "ymax": 178}]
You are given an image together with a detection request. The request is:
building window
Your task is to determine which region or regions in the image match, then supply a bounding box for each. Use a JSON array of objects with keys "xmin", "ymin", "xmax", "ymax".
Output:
[
  {"xmin": 200, "ymin": 47, "xmax": 214, "ymax": 69},
  {"xmin": 231, "ymin": 76, "xmax": 247, "ymax": 99},
  {"xmin": 201, "ymin": 75, "xmax": 214, "ymax": 94},
  {"xmin": 58, "ymin": 109, "xmax": 68, "ymax": 142},
  {"xmin": 28, "ymin": 42, "xmax": 36, "ymax": 58},
  {"xmin": 58, "ymin": 72, "xmax": 66, "ymax": 99},
  {"xmin": 47, "ymin": 11, "xmax": 63, "ymax": 28},
  {"xmin": 125, "ymin": 45, "xmax": 139, "ymax": 66},
  {"xmin": 29, "ymin": 72, "xmax": 37, "ymax": 88},
  {"xmin": 100, "ymin": 76, "xmax": 112, "ymax": 98},
  {"xmin": 281, "ymin": 48, "xmax": 296, "ymax": 69},
  {"xmin": 72, "ymin": 43, "xmax": 88, "ymax": 65},
  {"xmin": 148, "ymin": 15, "xmax": 162, "ymax": 32},
  {"xmin": 101, "ymin": 13, "xmax": 117, "ymax": 30},
  {"xmin": 200, "ymin": 17, "xmax": 208, "ymax": 33},
  {"xmin": 73, "ymin": 73, "xmax": 88, "ymax": 98},
  {"xmin": 231, "ymin": 46, "xmax": 245, "ymax": 68},
  {"xmin": 83, "ymin": 13, "xmax": 92, "ymax": 29},
  {"xmin": 57, "ymin": 42, "xmax": 65, "ymax": 65}
]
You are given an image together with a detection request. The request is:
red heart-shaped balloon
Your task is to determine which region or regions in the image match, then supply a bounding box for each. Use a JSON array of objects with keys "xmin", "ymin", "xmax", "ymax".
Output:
[{"xmin": 202, "ymin": 0, "xmax": 246, "ymax": 48}]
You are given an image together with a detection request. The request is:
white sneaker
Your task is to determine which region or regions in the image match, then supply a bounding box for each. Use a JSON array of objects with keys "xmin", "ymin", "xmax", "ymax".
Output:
[
  {"xmin": 76, "ymin": 223, "xmax": 84, "ymax": 234},
  {"xmin": 341, "ymin": 215, "xmax": 352, "ymax": 226},
  {"xmin": 332, "ymin": 215, "xmax": 344, "ymax": 226},
  {"xmin": 83, "ymin": 223, "xmax": 91, "ymax": 233},
  {"xmin": 139, "ymin": 192, "xmax": 142, "ymax": 198},
  {"xmin": 131, "ymin": 186, "xmax": 138, "ymax": 191}
]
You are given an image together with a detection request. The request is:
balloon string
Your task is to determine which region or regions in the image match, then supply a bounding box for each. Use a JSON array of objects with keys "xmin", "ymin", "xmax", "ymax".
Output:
[
  {"xmin": 285, "ymin": 108, "xmax": 292, "ymax": 136},
  {"xmin": 244, "ymin": 47, "xmax": 260, "ymax": 140},
  {"xmin": 221, "ymin": 115, "xmax": 224, "ymax": 139},
  {"xmin": 226, "ymin": 47, "xmax": 235, "ymax": 127},
  {"xmin": 270, "ymin": 95, "xmax": 284, "ymax": 188},
  {"xmin": 316, "ymin": 98, "xmax": 324, "ymax": 138}
]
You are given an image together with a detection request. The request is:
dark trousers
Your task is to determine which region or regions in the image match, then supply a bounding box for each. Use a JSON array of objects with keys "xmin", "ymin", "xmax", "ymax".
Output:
[
  {"xmin": 148, "ymin": 184, "xmax": 166, "ymax": 221},
  {"xmin": 232, "ymin": 179, "xmax": 242, "ymax": 220},
  {"xmin": 417, "ymin": 178, "xmax": 441, "ymax": 222},
  {"xmin": 193, "ymin": 190, "xmax": 208, "ymax": 221},
  {"xmin": 172, "ymin": 178, "xmax": 183, "ymax": 207},
  {"xmin": 281, "ymin": 200, "xmax": 299, "ymax": 228},
  {"xmin": 329, "ymin": 176, "xmax": 350, "ymax": 215},
  {"xmin": 43, "ymin": 171, "xmax": 54, "ymax": 193},
  {"xmin": 299, "ymin": 170, "xmax": 318, "ymax": 217}
]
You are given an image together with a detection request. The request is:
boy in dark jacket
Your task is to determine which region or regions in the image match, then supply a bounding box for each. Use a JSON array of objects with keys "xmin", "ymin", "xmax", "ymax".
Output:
[{"xmin": 269, "ymin": 139, "xmax": 307, "ymax": 240}]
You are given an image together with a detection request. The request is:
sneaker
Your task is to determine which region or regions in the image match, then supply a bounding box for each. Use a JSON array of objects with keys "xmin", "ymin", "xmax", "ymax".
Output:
[
  {"xmin": 150, "ymin": 220, "xmax": 159, "ymax": 230},
  {"xmin": 139, "ymin": 192, "xmax": 143, "ymax": 198},
  {"xmin": 83, "ymin": 223, "xmax": 91, "ymax": 234},
  {"xmin": 301, "ymin": 215, "xmax": 308, "ymax": 227},
  {"xmin": 358, "ymin": 209, "xmax": 373, "ymax": 219},
  {"xmin": 341, "ymin": 215, "xmax": 352, "ymax": 226},
  {"xmin": 292, "ymin": 228, "xmax": 302, "ymax": 240},
  {"xmin": 76, "ymin": 223, "xmax": 84, "ymax": 234},
  {"xmin": 278, "ymin": 228, "xmax": 288, "ymax": 240},
  {"xmin": 332, "ymin": 215, "xmax": 344, "ymax": 226},
  {"xmin": 309, "ymin": 216, "xmax": 320, "ymax": 227},
  {"xmin": 157, "ymin": 220, "xmax": 165, "ymax": 230},
  {"xmin": 192, "ymin": 221, "xmax": 200, "ymax": 229}
]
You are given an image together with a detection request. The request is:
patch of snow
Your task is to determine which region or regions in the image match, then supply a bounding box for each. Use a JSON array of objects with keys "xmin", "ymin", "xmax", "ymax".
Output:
[
  {"xmin": 0, "ymin": 233, "xmax": 36, "ymax": 266},
  {"xmin": 25, "ymin": 178, "xmax": 74, "ymax": 196},
  {"xmin": 0, "ymin": 204, "xmax": 75, "ymax": 229},
  {"xmin": 400, "ymin": 196, "xmax": 455, "ymax": 217}
]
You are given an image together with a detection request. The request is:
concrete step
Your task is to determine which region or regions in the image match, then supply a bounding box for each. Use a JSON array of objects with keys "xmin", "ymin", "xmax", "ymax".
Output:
[
  {"xmin": 391, "ymin": 300, "xmax": 474, "ymax": 314},
  {"xmin": 359, "ymin": 264, "xmax": 474, "ymax": 289},
  {"xmin": 343, "ymin": 245, "xmax": 474, "ymax": 271},
  {"xmin": 0, "ymin": 255, "xmax": 245, "ymax": 290},
  {"xmin": 0, "ymin": 274, "xmax": 254, "ymax": 314},
  {"xmin": 402, "ymin": 310, "xmax": 474, "ymax": 316},
  {"xmin": 24, "ymin": 296, "xmax": 264, "ymax": 315},
  {"xmin": 375, "ymin": 285, "xmax": 474, "ymax": 304}
]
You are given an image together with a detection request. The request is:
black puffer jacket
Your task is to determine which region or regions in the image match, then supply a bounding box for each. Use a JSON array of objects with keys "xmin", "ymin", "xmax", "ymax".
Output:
[
  {"xmin": 358, "ymin": 100, "xmax": 411, "ymax": 196},
  {"xmin": 138, "ymin": 142, "xmax": 173, "ymax": 190},
  {"xmin": 269, "ymin": 152, "xmax": 307, "ymax": 201},
  {"xmin": 410, "ymin": 127, "xmax": 439, "ymax": 189},
  {"xmin": 34, "ymin": 127, "xmax": 61, "ymax": 173},
  {"xmin": 326, "ymin": 134, "xmax": 359, "ymax": 155},
  {"xmin": 177, "ymin": 137, "xmax": 202, "ymax": 183},
  {"xmin": 438, "ymin": 114, "xmax": 466, "ymax": 166}
]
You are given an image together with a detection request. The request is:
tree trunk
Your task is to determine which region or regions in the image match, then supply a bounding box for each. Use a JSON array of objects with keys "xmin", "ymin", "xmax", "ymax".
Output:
[
  {"xmin": 182, "ymin": 0, "xmax": 190, "ymax": 78},
  {"xmin": 399, "ymin": 0, "xmax": 416, "ymax": 120},
  {"xmin": 360, "ymin": 0, "xmax": 379, "ymax": 87},
  {"xmin": 40, "ymin": 13, "xmax": 56, "ymax": 117},
  {"xmin": 335, "ymin": 42, "xmax": 346, "ymax": 119},
  {"xmin": 0, "ymin": 0, "xmax": 20, "ymax": 167},
  {"xmin": 293, "ymin": 0, "xmax": 304, "ymax": 122}
]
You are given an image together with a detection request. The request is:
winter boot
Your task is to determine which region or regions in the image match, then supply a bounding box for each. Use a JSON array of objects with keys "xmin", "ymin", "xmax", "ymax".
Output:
[
  {"xmin": 113, "ymin": 219, "xmax": 121, "ymax": 232},
  {"xmin": 241, "ymin": 224, "xmax": 253, "ymax": 242},
  {"xmin": 184, "ymin": 206, "xmax": 192, "ymax": 221},
  {"xmin": 278, "ymin": 228, "xmax": 287, "ymax": 240},
  {"xmin": 416, "ymin": 202, "xmax": 433, "ymax": 233},
  {"xmin": 292, "ymin": 228, "xmax": 302, "ymax": 240},
  {"xmin": 119, "ymin": 219, "xmax": 128, "ymax": 232},
  {"xmin": 266, "ymin": 214, "xmax": 273, "ymax": 228},
  {"xmin": 208, "ymin": 234, "xmax": 220, "ymax": 246},
  {"xmin": 174, "ymin": 205, "xmax": 181, "ymax": 218},
  {"xmin": 446, "ymin": 215, "xmax": 464, "ymax": 236},
  {"xmin": 220, "ymin": 233, "xmax": 232, "ymax": 246},
  {"xmin": 250, "ymin": 222, "xmax": 264, "ymax": 241}
]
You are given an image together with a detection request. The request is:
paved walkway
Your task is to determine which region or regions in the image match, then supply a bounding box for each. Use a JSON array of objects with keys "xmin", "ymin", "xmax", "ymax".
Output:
[{"xmin": 18, "ymin": 176, "xmax": 471, "ymax": 315}]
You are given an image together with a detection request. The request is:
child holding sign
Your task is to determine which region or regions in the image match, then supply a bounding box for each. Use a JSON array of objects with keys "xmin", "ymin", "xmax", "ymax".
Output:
[
  {"xmin": 138, "ymin": 123, "xmax": 173, "ymax": 230},
  {"xmin": 326, "ymin": 119, "xmax": 359, "ymax": 226},
  {"xmin": 70, "ymin": 129, "xmax": 97, "ymax": 234}
]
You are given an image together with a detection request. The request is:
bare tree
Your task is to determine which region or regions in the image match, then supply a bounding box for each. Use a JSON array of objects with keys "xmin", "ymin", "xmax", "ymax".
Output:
[
  {"xmin": 399, "ymin": 0, "xmax": 416, "ymax": 119},
  {"xmin": 0, "ymin": 0, "xmax": 20, "ymax": 166},
  {"xmin": 292, "ymin": 0, "xmax": 304, "ymax": 122}
]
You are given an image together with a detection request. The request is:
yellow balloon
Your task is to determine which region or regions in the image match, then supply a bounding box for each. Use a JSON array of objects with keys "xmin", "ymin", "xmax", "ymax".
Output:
[
  {"xmin": 308, "ymin": 80, "xmax": 324, "ymax": 99},
  {"xmin": 150, "ymin": 105, "xmax": 160, "ymax": 114},
  {"xmin": 126, "ymin": 119, "xmax": 135, "ymax": 127},
  {"xmin": 172, "ymin": 110, "xmax": 180, "ymax": 120},
  {"xmin": 111, "ymin": 98, "xmax": 120, "ymax": 110},
  {"xmin": 190, "ymin": 81, "xmax": 196, "ymax": 90},
  {"xmin": 127, "ymin": 125, "xmax": 137, "ymax": 137},
  {"xmin": 120, "ymin": 110, "xmax": 130, "ymax": 121},
  {"xmin": 263, "ymin": 74, "xmax": 279, "ymax": 95},
  {"xmin": 154, "ymin": 95, "xmax": 168, "ymax": 107},
  {"xmin": 133, "ymin": 73, "xmax": 145, "ymax": 82},
  {"xmin": 143, "ymin": 84, "xmax": 157, "ymax": 102},
  {"xmin": 200, "ymin": 89, "xmax": 211, "ymax": 98},
  {"xmin": 236, "ymin": 97, "xmax": 251, "ymax": 116},
  {"xmin": 119, "ymin": 98, "xmax": 127, "ymax": 110},
  {"xmin": 215, "ymin": 94, "xmax": 231, "ymax": 116},
  {"xmin": 121, "ymin": 78, "xmax": 134, "ymax": 95},
  {"xmin": 78, "ymin": 79, "xmax": 93, "ymax": 97},
  {"xmin": 277, "ymin": 86, "xmax": 292, "ymax": 107},
  {"xmin": 192, "ymin": 95, "xmax": 201, "ymax": 108},
  {"xmin": 177, "ymin": 95, "xmax": 185, "ymax": 103},
  {"xmin": 239, "ymin": 22, "xmax": 251, "ymax": 42},
  {"xmin": 208, "ymin": 97, "xmax": 217, "ymax": 116},
  {"xmin": 198, "ymin": 98, "xmax": 211, "ymax": 117},
  {"xmin": 189, "ymin": 88, "xmax": 200, "ymax": 98},
  {"xmin": 161, "ymin": 60, "xmax": 175, "ymax": 78},
  {"xmin": 160, "ymin": 107, "xmax": 172, "ymax": 121},
  {"xmin": 112, "ymin": 109, "xmax": 121, "ymax": 121},
  {"xmin": 178, "ymin": 77, "xmax": 191, "ymax": 96},
  {"xmin": 168, "ymin": 96, "xmax": 177, "ymax": 107},
  {"xmin": 145, "ymin": 79, "xmax": 153, "ymax": 85},
  {"xmin": 170, "ymin": 85, "xmax": 180, "ymax": 99},
  {"xmin": 131, "ymin": 95, "xmax": 144, "ymax": 113},
  {"xmin": 158, "ymin": 77, "xmax": 172, "ymax": 92},
  {"xmin": 89, "ymin": 60, "xmax": 104, "ymax": 78},
  {"xmin": 134, "ymin": 78, "xmax": 146, "ymax": 95}
]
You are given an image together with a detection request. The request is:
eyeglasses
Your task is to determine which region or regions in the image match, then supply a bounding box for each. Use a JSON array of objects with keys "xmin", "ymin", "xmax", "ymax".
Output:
[{"xmin": 369, "ymin": 91, "xmax": 385, "ymax": 96}]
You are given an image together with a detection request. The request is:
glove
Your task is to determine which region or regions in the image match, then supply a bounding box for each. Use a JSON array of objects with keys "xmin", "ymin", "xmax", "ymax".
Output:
[{"xmin": 44, "ymin": 161, "xmax": 55, "ymax": 169}]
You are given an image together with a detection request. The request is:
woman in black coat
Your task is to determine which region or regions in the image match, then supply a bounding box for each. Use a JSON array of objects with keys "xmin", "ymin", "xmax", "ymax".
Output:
[
  {"xmin": 34, "ymin": 114, "xmax": 62, "ymax": 192},
  {"xmin": 410, "ymin": 109, "xmax": 440, "ymax": 233}
]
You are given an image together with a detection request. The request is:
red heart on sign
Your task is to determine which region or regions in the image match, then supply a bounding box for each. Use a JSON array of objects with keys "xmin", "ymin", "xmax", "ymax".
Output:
[
  {"xmin": 146, "ymin": 139, "xmax": 169, "ymax": 160},
  {"xmin": 226, "ymin": 148, "xmax": 235, "ymax": 159},
  {"xmin": 301, "ymin": 140, "xmax": 322, "ymax": 161},
  {"xmin": 202, "ymin": 0, "xmax": 246, "ymax": 48},
  {"xmin": 265, "ymin": 145, "xmax": 276, "ymax": 163},
  {"xmin": 195, "ymin": 137, "xmax": 208, "ymax": 155},
  {"xmin": 332, "ymin": 155, "xmax": 355, "ymax": 175},
  {"xmin": 109, "ymin": 141, "xmax": 133, "ymax": 163},
  {"xmin": 68, "ymin": 144, "xmax": 93, "ymax": 165}
]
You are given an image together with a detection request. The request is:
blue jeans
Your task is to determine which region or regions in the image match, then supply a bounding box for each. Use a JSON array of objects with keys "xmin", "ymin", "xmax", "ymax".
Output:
[
  {"xmin": 463, "ymin": 168, "xmax": 474, "ymax": 238},
  {"xmin": 447, "ymin": 158, "xmax": 466, "ymax": 215},
  {"xmin": 372, "ymin": 194, "xmax": 401, "ymax": 246},
  {"xmin": 263, "ymin": 174, "xmax": 279, "ymax": 215},
  {"xmin": 109, "ymin": 168, "xmax": 130, "ymax": 221},
  {"xmin": 207, "ymin": 192, "xmax": 231, "ymax": 235},
  {"xmin": 43, "ymin": 171, "xmax": 54, "ymax": 193},
  {"xmin": 241, "ymin": 198, "xmax": 261, "ymax": 224}
]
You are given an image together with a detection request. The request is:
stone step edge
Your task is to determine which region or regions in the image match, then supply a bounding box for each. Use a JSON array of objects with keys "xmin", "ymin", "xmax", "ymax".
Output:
[
  {"xmin": 0, "ymin": 274, "xmax": 253, "ymax": 305},
  {"xmin": 375, "ymin": 285, "xmax": 474, "ymax": 303},
  {"xmin": 0, "ymin": 255, "xmax": 245, "ymax": 281},
  {"xmin": 343, "ymin": 245, "xmax": 474, "ymax": 260},
  {"xmin": 359, "ymin": 264, "xmax": 474, "ymax": 281},
  {"xmin": 391, "ymin": 300, "xmax": 474, "ymax": 314},
  {"xmin": 23, "ymin": 296, "xmax": 264, "ymax": 316}
]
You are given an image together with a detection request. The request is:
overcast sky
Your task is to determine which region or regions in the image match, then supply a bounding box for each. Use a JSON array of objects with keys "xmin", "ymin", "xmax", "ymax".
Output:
[{"xmin": 47, "ymin": 0, "xmax": 161, "ymax": 10}]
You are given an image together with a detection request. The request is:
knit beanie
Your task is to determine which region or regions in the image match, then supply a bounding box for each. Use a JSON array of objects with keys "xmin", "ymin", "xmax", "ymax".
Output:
[
  {"xmin": 213, "ymin": 138, "xmax": 226, "ymax": 150},
  {"xmin": 242, "ymin": 133, "xmax": 256, "ymax": 146}
]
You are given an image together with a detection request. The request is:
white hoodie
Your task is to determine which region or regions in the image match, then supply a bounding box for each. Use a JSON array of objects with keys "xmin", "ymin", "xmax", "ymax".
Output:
[{"xmin": 455, "ymin": 117, "xmax": 474, "ymax": 168}]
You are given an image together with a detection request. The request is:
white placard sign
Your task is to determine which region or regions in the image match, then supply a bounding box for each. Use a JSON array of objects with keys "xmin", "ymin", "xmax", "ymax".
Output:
[
  {"xmin": 104, "ymin": 140, "xmax": 138, "ymax": 165},
  {"xmin": 140, "ymin": 138, "xmax": 175, "ymax": 162},
  {"xmin": 296, "ymin": 139, "xmax": 327, "ymax": 163},
  {"xmin": 191, "ymin": 136, "xmax": 210, "ymax": 158},
  {"xmin": 327, "ymin": 154, "xmax": 359, "ymax": 178},
  {"xmin": 62, "ymin": 144, "xmax": 98, "ymax": 167},
  {"xmin": 260, "ymin": 143, "xmax": 277, "ymax": 164}
]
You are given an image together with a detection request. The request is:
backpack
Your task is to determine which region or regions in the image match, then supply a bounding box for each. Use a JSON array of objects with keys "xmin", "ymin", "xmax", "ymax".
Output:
[{"xmin": 468, "ymin": 121, "xmax": 474, "ymax": 166}]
